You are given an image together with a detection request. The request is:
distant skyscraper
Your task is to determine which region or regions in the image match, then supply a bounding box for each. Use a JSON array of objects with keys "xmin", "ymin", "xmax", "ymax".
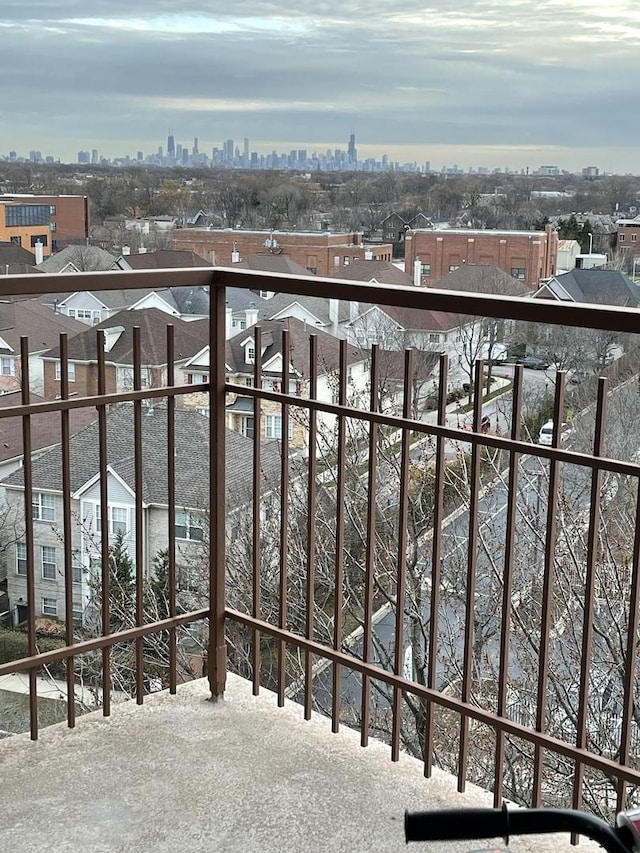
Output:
[
  {"xmin": 176, "ymin": 143, "xmax": 183, "ymax": 162},
  {"xmin": 348, "ymin": 133, "xmax": 357, "ymax": 164},
  {"xmin": 167, "ymin": 131, "xmax": 176, "ymax": 160},
  {"xmin": 224, "ymin": 139, "xmax": 234, "ymax": 162},
  {"xmin": 193, "ymin": 137, "xmax": 199, "ymax": 155},
  {"xmin": 91, "ymin": 149, "xmax": 99, "ymax": 164},
  {"xmin": 243, "ymin": 137, "xmax": 249, "ymax": 162}
]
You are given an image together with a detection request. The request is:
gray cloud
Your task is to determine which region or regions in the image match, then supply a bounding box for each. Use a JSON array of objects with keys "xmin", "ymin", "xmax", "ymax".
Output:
[{"xmin": 1, "ymin": 1, "xmax": 639, "ymax": 170}]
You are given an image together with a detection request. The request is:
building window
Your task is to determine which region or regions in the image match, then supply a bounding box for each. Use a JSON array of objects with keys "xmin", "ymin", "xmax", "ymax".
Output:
[
  {"xmin": 343, "ymin": 257, "xmax": 350, "ymax": 266},
  {"xmin": 334, "ymin": 255, "xmax": 340, "ymax": 267},
  {"xmin": 72, "ymin": 562, "xmax": 83, "ymax": 584},
  {"xmin": 30, "ymin": 234, "xmax": 48, "ymax": 247},
  {"xmin": 619, "ymin": 234, "xmax": 625, "ymax": 241},
  {"xmin": 0, "ymin": 356, "xmax": 13, "ymax": 375},
  {"xmin": 449, "ymin": 264, "xmax": 459, "ymax": 272},
  {"xmin": 33, "ymin": 492, "xmax": 56, "ymax": 522},
  {"xmin": 511, "ymin": 268, "xmax": 526, "ymax": 280},
  {"xmin": 306, "ymin": 267, "xmax": 317, "ymax": 274},
  {"xmin": 16, "ymin": 543, "xmax": 27, "ymax": 575},
  {"xmin": 265, "ymin": 415, "xmax": 293, "ymax": 440},
  {"xmin": 5, "ymin": 204, "xmax": 50, "ymax": 227},
  {"xmin": 72, "ymin": 602, "xmax": 84, "ymax": 621},
  {"xmin": 632, "ymin": 234, "xmax": 637, "ymax": 242},
  {"xmin": 175, "ymin": 510, "xmax": 204, "ymax": 541},
  {"xmin": 188, "ymin": 372, "xmax": 207, "ymax": 384},
  {"xmin": 68, "ymin": 308, "xmax": 101, "ymax": 324},
  {"xmin": 10, "ymin": 236, "xmax": 22, "ymax": 246},
  {"xmin": 428, "ymin": 333, "xmax": 440, "ymax": 343},
  {"xmin": 54, "ymin": 361, "xmax": 76, "ymax": 382},
  {"xmin": 246, "ymin": 346, "xmax": 255, "ymax": 364},
  {"xmin": 241, "ymin": 416, "xmax": 255, "ymax": 439},
  {"xmin": 42, "ymin": 546, "xmax": 57, "ymax": 580},
  {"xmin": 41, "ymin": 597, "xmax": 58, "ymax": 617},
  {"xmin": 96, "ymin": 505, "xmax": 129, "ymax": 537},
  {"xmin": 420, "ymin": 263, "xmax": 431, "ymax": 276}
]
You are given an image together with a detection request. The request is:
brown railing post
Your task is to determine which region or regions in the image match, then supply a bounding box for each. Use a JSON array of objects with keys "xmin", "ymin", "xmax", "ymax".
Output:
[{"xmin": 208, "ymin": 281, "xmax": 227, "ymax": 700}]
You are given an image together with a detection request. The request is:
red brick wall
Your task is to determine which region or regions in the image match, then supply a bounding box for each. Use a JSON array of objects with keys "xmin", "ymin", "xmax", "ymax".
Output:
[
  {"xmin": 172, "ymin": 230, "xmax": 393, "ymax": 277},
  {"xmin": 617, "ymin": 223, "xmax": 640, "ymax": 255},
  {"xmin": 405, "ymin": 226, "xmax": 558, "ymax": 287}
]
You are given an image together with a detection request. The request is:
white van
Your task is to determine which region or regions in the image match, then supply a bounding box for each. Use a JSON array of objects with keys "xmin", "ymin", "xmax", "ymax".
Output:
[{"xmin": 538, "ymin": 420, "xmax": 571, "ymax": 446}]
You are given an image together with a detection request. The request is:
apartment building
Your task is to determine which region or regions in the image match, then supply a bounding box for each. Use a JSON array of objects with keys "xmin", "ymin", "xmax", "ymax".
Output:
[
  {"xmin": 0, "ymin": 193, "xmax": 90, "ymax": 254},
  {"xmin": 405, "ymin": 225, "xmax": 558, "ymax": 288},
  {"xmin": 172, "ymin": 228, "xmax": 393, "ymax": 277},
  {"xmin": 616, "ymin": 217, "xmax": 640, "ymax": 254}
]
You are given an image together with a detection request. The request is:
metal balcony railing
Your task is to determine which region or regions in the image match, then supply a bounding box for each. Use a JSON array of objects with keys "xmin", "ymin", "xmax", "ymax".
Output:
[{"xmin": 1, "ymin": 265, "xmax": 640, "ymax": 820}]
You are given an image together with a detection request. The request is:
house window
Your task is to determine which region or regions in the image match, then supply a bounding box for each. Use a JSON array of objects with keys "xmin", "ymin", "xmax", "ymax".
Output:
[
  {"xmin": 246, "ymin": 346, "xmax": 255, "ymax": 364},
  {"xmin": 16, "ymin": 543, "xmax": 27, "ymax": 575},
  {"xmin": 449, "ymin": 264, "xmax": 459, "ymax": 272},
  {"xmin": 0, "ymin": 356, "xmax": 13, "ymax": 375},
  {"xmin": 241, "ymin": 416, "xmax": 255, "ymax": 439},
  {"xmin": 96, "ymin": 504, "xmax": 129, "ymax": 537},
  {"xmin": 265, "ymin": 415, "xmax": 293, "ymax": 440},
  {"xmin": 428, "ymin": 333, "xmax": 440, "ymax": 343},
  {"xmin": 511, "ymin": 268, "xmax": 526, "ymax": 280},
  {"xmin": 175, "ymin": 510, "xmax": 204, "ymax": 541},
  {"xmin": 54, "ymin": 361, "xmax": 76, "ymax": 382},
  {"xmin": 72, "ymin": 562, "xmax": 83, "ymax": 584},
  {"xmin": 188, "ymin": 372, "xmax": 207, "ymax": 384},
  {"xmin": 244, "ymin": 377, "xmax": 254, "ymax": 387},
  {"xmin": 343, "ymin": 256, "xmax": 350, "ymax": 266},
  {"xmin": 41, "ymin": 597, "xmax": 58, "ymax": 617},
  {"xmin": 42, "ymin": 546, "xmax": 57, "ymax": 580},
  {"xmin": 619, "ymin": 234, "xmax": 625, "ymax": 241},
  {"xmin": 72, "ymin": 601, "xmax": 84, "ymax": 621},
  {"xmin": 70, "ymin": 308, "xmax": 101, "ymax": 324},
  {"xmin": 632, "ymin": 234, "xmax": 637, "ymax": 242},
  {"xmin": 33, "ymin": 492, "xmax": 55, "ymax": 522},
  {"xmin": 420, "ymin": 263, "xmax": 431, "ymax": 276}
]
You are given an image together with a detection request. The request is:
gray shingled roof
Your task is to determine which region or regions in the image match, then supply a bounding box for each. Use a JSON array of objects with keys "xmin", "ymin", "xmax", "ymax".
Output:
[
  {"xmin": 120, "ymin": 250, "xmax": 212, "ymax": 270},
  {"xmin": 37, "ymin": 246, "xmax": 117, "ymax": 273},
  {"xmin": 552, "ymin": 269, "xmax": 640, "ymax": 307},
  {"xmin": 225, "ymin": 317, "xmax": 363, "ymax": 378},
  {"xmin": 341, "ymin": 260, "xmax": 413, "ymax": 286},
  {"xmin": 43, "ymin": 307, "xmax": 209, "ymax": 365},
  {"xmin": 435, "ymin": 264, "xmax": 532, "ymax": 296},
  {"xmin": 0, "ymin": 300, "xmax": 86, "ymax": 353},
  {"xmin": 233, "ymin": 252, "xmax": 314, "ymax": 277},
  {"xmin": 2, "ymin": 405, "xmax": 282, "ymax": 510}
]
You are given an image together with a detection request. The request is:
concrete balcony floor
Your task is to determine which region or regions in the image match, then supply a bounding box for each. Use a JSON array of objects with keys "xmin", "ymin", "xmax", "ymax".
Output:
[{"xmin": 2, "ymin": 673, "xmax": 597, "ymax": 853}]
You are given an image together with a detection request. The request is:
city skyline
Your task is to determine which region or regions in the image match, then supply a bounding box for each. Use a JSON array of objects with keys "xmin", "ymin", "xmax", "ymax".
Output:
[{"xmin": 1, "ymin": 2, "xmax": 640, "ymax": 174}]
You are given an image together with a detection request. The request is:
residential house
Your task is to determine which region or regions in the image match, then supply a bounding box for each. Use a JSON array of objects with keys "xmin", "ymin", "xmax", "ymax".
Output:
[
  {"xmin": 535, "ymin": 268, "xmax": 640, "ymax": 307},
  {"xmin": 40, "ymin": 307, "xmax": 209, "ymax": 399},
  {"xmin": 0, "ymin": 300, "xmax": 86, "ymax": 394},
  {"xmin": 183, "ymin": 318, "xmax": 369, "ymax": 446},
  {"xmin": 36, "ymin": 245, "xmax": 116, "ymax": 275},
  {"xmin": 1, "ymin": 405, "xmax": 282, "ymax": 625}
]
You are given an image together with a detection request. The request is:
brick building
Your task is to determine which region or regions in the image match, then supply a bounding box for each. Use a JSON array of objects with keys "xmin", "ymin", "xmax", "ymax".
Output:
[
  {"xmin": 172, "ymin": 229, "xmax": 393, "ymax": 277},
  {"xmin": 616, "ymin": 217, "xmax": 640, "ymax": 255},
  {"xmin": 404, "ymin": 225, "xmax": 558, "ymax": 288},
  {"xmin": 0, "ymin": 193, "xmax": 90, "ymax": 253}
]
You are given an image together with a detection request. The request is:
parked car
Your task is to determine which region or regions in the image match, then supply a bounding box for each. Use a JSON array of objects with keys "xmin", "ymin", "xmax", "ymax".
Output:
[
  {"xmin": 538, "ymin": 420, "xmax": 571, "ymax": 446},
  {"xmin": 516, "ymin": 355, "xmax": 550, "ymax": 370}
]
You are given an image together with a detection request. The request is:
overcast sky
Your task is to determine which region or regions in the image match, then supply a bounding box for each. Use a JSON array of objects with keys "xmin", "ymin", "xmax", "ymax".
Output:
[{"xmin": 2, "ymin": 1, "xmax": 639, "ymax": 172}]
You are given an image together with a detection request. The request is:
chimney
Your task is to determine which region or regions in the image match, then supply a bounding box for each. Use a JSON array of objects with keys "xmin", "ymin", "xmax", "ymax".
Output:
[
  {"xmin": 231, "ymin": 249, "xmax": 240, "ymax": 263},
  {"xmin": 225, "ymin": 304, "xmax": 233, "ymax": 339},
  {"xmin": 328, "ymin": 298, "xmax": 340, "ymax": 335},
  {"xmin": 364, "ymin": 247, "xmax": 373, "ymax": 261},
  {"xmin": 122, "ymin": 245, "xmax": 131, "ymax": 256},
  {"xmin": 245, "ymin": 303, "xmax": 259, "ymax": 328},
  {"xmin": 34, "ymin": 240, "xmax": 45, "ymax": 265},
  {"xmin": 413, "ymin": 259, "xmax": 422, "ymax": 287},
  {"xmin": 138, "ymin": 247, "xmax": 147, "ymax": 254}
]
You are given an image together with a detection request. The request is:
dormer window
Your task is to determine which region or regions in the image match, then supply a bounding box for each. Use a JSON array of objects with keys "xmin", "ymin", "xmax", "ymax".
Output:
[{"xmin": 246, "ymin": 345, "xmax": 255, "ymax": 364}]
